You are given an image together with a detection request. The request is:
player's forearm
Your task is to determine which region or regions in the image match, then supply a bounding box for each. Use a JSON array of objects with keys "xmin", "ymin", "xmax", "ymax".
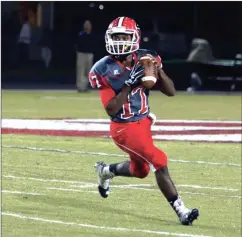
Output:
[
  {"xmin": 157, "ymin": 69, "xmax": 176, "ymax": 96},
  {"xmin": 105, "ymin": 85, "xmax": 131, "ymax": 117}
]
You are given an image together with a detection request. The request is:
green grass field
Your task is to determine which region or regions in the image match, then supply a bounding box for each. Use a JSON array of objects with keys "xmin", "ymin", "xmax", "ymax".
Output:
[
  {"xmin": 2, "ymin": 90, "xmax": 241, "ymax": 120},
  {"xmin": 2, "ymin": 90, "xmax": 242, "ymax": 237}
]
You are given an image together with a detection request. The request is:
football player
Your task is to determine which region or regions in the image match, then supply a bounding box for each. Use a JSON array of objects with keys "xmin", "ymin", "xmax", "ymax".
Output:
[{"xmin": 88, "ymin": 16, "xmax": 199, "ymax": 225}]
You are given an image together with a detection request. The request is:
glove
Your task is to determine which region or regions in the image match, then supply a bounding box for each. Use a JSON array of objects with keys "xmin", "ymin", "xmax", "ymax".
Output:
[{"xmin": 124, "ymin": 64, "xmax": 144, "ymax": 88}]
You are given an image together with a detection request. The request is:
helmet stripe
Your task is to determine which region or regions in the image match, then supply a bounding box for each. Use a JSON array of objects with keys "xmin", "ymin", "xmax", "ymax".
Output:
[{"xmin": 117, "ymin": 17, "xmax": 125, "ymax": 27}]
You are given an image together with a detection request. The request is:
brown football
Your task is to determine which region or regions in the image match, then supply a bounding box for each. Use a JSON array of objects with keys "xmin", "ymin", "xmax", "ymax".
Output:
[{"xmin": 138, "ymin": 55, "xmax": 158, "ymax": 89}]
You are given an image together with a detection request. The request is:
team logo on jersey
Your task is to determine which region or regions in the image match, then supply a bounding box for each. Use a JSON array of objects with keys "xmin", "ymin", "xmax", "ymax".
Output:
[{"xmin": 114, "ymin": 69, "xmax": 120, "ymax": 75}]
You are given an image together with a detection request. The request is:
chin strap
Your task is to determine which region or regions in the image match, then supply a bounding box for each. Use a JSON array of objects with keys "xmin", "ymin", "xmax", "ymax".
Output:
[{"xmin": 114, "ymin": 54, "xmax": 131, "ymax": 61}]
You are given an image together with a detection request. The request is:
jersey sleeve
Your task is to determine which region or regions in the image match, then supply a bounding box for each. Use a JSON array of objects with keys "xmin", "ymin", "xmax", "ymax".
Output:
[
  {"xmin": 88, "ymin": 67, "xmax": 116, "ymax": 108},
  {"xmin": 88, "ymin": 70, "xmax": 105, "ymax": 89},
  {"xmin": 99, "ymin": 87, "xmax": 116, "ymax": 108}
]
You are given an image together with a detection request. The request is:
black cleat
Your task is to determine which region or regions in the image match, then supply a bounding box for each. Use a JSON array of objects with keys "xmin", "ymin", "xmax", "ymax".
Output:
[
  {"xmin": 179, "ymin": 208, "xmax": 199, "ymax": 225},
  {"xmin": 94, "ymin": 162, "xmax": 114, "ymax": 198},
  {"xmin": 98, "ymin": 185, "xmax": 109, "ymax": 198}
]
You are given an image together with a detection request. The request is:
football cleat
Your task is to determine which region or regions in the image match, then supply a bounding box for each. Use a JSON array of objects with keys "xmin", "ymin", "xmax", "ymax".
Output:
[
  {"xmin": 179, "ymin": 208, "xmax": 199, "ymax": 225},
  {"xmin": 172, "ymin": 197, "xmax": 199, "ymax": 225},
  {"xmin": 94, "ymin": 162, "xmax": 115, "ymax": 198}
]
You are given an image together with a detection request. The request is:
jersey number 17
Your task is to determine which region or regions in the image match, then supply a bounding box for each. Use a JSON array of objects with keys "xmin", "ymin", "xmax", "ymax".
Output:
[{"xmin": 121, "ymin": 87, "xmax": 148, "ymax": 119}]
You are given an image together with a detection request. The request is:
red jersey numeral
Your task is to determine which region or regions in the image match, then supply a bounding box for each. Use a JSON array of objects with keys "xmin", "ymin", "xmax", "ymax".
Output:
[
  {"xmin": 121, "ymin": 87, "xmax": 148, "ymax": 119},
  {"xmin": 89, "ymin": 72, "xmax": 102, "ymax": 88},
  {"xmin": 121, "ymin": 95, "xmax": 134, "ymax": 119}
]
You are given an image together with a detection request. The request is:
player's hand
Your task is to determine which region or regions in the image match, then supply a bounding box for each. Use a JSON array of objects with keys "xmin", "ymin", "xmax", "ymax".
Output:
[
  {"xmin": 146, "ymin": 54, "xmax": 163, "ymax": 70},
  {"xmin": 124, "ymin": 64, "xmax": 144, "ymax": 88}
]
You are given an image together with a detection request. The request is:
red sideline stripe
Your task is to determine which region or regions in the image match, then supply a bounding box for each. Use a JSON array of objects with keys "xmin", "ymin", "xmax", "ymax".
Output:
[
  {"xmin": 65, "ymin": 121, "xmax": 242, "ymax": 127},
  {"xmin": 2, "ymin": 130, "xmax": 239, "ymax": 144},
  {"xmin": 2, "ymin": 128, "xmax": 242, "ymax": 136}
]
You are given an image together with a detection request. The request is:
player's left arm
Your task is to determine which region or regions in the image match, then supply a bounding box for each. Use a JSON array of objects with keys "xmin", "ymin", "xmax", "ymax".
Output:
[{"xmin": 154, "ymin": 55, "xmax": 176, "ymax": 96}]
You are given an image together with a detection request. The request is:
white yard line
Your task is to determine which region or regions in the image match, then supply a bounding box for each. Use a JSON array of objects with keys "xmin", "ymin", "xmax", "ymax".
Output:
[
  {"xmin": 3, "ymin": 175, "xmax": 86, "ymax": 184},
  {"xmin": 70, "ymin": 184, "xmax": 239, "ymax": 192},
  {"xmin": 2, "ymin": 119, "xmax": 241, "ymax": 142},
  {"xmin": 3, "ymin": 145, "xmax": 241, "ymax": 167},
  {"xmin": 2, "ymin": 119, "xmax": 241, "ymax": 131},
  {"xmin": 4, "ymin": 175, "xmax": 240, "ymax": 193},
  {"xmin": 68, "ymin": 184, "xmax": 154, "ymax": 191},
  {"xmin": 47, "ymin": 187, "xmax": 98, "ymax": 193},
  {"xmin": 2, "ymin": 190, "xmax": 42, "ymax": 196},
  {"xmin": 43, "ymin": 96, "xmax": 100, "ymax": 101},
  {"xmin": 49, "ymin": 186, "xmax": 242, "ymax": 199},
  {"xmin": 176, "ymin": 185, "xmax": 239, "ymax": 192},
  {"xmin": 2, "ymin": 118, "xmax": 241, "ymax": 123},
  {"xmin": 2, "ymin": 212, "xmax": 212, "ymax": 237},
  {"xmin": 2, "ymin": 175, "xmax": 242, "ymax": 199},
  {"xmin": 152, "ymin": 134, "xmax": 242, "ymax": 143},
  {"xmin": 60, "ymin": 119, "xmax": 242, "ymax": 124},
  {"xmin": 179, "ymin": 191, "xmax": 242, "ymax": 199},
  {"xmin": 3, "ymin": 174, "xmax": 241, "ymax": 199}
]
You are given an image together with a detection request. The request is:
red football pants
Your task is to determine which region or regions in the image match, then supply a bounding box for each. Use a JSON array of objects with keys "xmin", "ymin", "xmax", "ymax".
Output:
[{"xmin": 110, "ymin": 116, "xmax": 168, "ymax": 178}]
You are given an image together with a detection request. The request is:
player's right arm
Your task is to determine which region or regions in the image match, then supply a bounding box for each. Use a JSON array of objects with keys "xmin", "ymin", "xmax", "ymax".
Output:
[
  {"xmin": 89, "ymin": 62, "xmax": 144, "ymax": 117},
  {"xmin": 104, "ymin": 63, "xmax": 145, "ymax": 117},
  {"xmin": 105, "ymin": 85, "xmax": 131, "ymax": 117},
  {"xmin": 89, "ymin": 67, "xmax": 131, "ymax": 117}
]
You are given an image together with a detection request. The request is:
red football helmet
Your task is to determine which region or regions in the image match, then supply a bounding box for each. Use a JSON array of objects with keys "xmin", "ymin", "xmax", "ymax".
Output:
[{"xmin": 105, "ymin": 17, "xmax": 141, "ymax": 55}]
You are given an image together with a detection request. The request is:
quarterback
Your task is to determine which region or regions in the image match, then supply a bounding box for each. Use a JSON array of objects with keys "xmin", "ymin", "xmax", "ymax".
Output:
[{"xmin": 88, "ymin": 16, "xmax": 199, "ymax": 225}]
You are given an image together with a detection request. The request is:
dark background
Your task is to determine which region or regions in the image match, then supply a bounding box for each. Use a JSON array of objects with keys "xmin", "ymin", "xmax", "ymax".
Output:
[{"xmin": 1, "ymin": 1, "xmax": 242, "ymax": 90}]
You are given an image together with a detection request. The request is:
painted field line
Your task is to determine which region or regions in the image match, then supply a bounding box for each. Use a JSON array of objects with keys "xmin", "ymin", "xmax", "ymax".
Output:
[
  {"xmin": 3, "ymin": 119, "xmax": 242, "ymax": 131},
  {"xmin": 180, "ymin": 191, "xmax": 242, "ymax": 199},
  {"xmin": 68, "ymin": 183, "xmax": 152, "ymax": 189},
  {"xmin": 47, "ymin": 185, "xmax": 242, "ymax": 199},
  {"xmin": 3, "ymin": 175, "xmax": 86, "ymax": 184},
  {"xmin": 3, "ymin": 174, "xmax": 241, "ymax": 199},
  {"xmin": 3, "ymin": 145, "xmax": 241, "ymax": 167},
  {"xmin": 43, "ymin": 96, "xmax": 100, "ymax": 101},
  {"xmin": 2, "ymin": 190, "xmax": 42, "ymax": 196},
  {"xmin": 2, "ymin": 118, "xmax": 241, "ymax": 142},
  {"xmin": 61, "ymin": 118, "xmax": 242, "ymax": 124},
  {"xmin": 2, "ymin": 212, "xmax": 212, "ymax": 237},
  {"xmin": 47, "ymin": 187, "xmax": 98, "ymax": 193},
  {"xmin": 3, "ymin": 118, "xmax": 241, "ymax": 123},
  {"xmin": 69, "ymin": 184, "xmax": 153, "ymax": 191},
  {"xmin": 177, "ymin": 185, "xmax": 239, "ymax": 192},
  {"xmin": 3, "ymin": 174, "xmax": 240, "ymax": 192},
  {"xmin": 4, "ymin": 174, "xmax": 240, "ymax": 194},
  {"xmin": 48, "ymin": 186, "xmax": 242, "ymax": 199},
  {"xmin": 46, "ymin": 187, "xmax": 98, "ymax": 193},
  {"xmin": 70, "ymin": 183, "xmax": 239, "ymax": 192}
]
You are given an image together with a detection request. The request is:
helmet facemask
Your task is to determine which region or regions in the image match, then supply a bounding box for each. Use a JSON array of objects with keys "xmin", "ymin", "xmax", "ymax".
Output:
[{"xmin": 105, "ymin": 27, "xmax": 140, "ymax": 55}]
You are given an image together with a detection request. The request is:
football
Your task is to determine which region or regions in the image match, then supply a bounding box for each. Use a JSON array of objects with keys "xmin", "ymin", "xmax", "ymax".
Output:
[{"xmin": 138, "ymin": 55, "xmax": 158, "ymax": 89}]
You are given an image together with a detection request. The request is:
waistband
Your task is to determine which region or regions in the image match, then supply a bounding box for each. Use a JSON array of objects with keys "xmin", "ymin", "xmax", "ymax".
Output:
[{"xmin": 110, "ymin": 116, "xmax": 149, "ymax": 126}]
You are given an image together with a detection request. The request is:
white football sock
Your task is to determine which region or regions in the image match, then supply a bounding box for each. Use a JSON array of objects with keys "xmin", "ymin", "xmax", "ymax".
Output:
[
  {"xmin": 102, "ymin": 166, "xmax": 115, "ymax": 179},
  {"xmin": 173, "ymin": 197, "xmax": 190, "ymax": 217}
]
